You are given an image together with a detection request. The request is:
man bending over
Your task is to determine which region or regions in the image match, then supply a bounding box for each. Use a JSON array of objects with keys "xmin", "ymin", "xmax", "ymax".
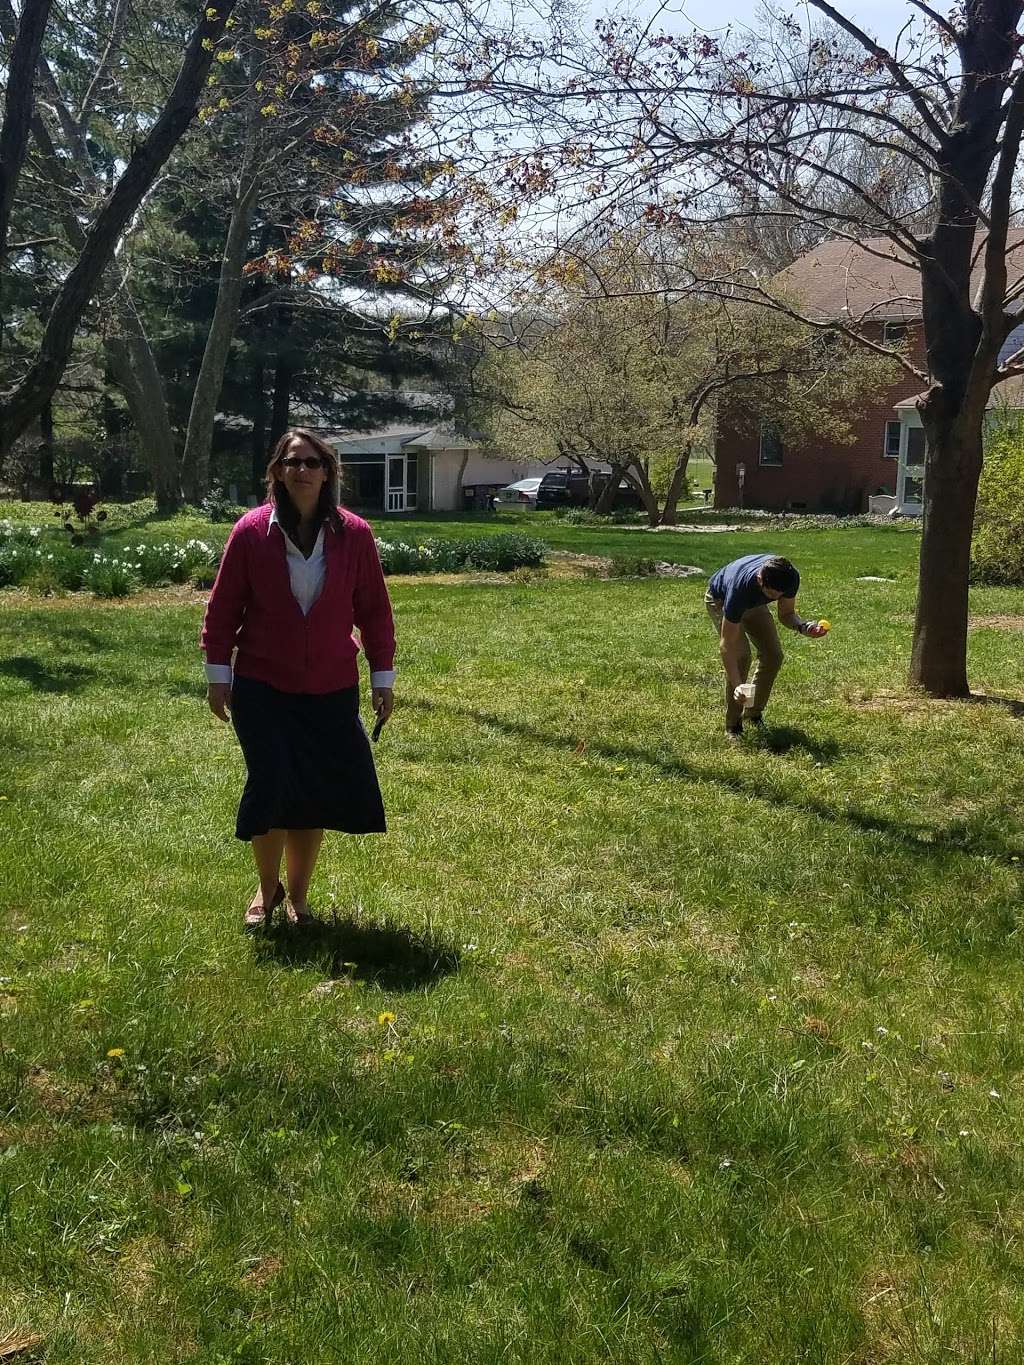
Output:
[{"xmin": 705, "ymin": 554, "xmax": 827, "ymax": 737}]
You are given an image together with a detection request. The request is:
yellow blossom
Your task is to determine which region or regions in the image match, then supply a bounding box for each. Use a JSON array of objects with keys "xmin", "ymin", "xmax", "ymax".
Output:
[
  {"xmin": 205, "ymin": 6, "xmax": 218, "ymax": 16},
  {"xmin": 106, "ymin": 1047, "xmax": 125, "ymax": 1058},
  {"xmin": 378, "ymin": 1011, "xmax": 395, "ymax": 1025},
  {"xmin": 202, "ymin": 37, "xmax": 214, "ymax": 49}
]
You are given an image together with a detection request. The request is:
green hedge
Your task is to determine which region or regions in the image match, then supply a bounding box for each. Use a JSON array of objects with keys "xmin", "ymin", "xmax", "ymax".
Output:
[{"xmin": 971, "ymin": 430, "xmax": 1024, "ymax": 585}]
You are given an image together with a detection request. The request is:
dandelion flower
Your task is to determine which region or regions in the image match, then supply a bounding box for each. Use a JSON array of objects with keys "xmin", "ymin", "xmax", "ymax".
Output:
[{"xmin": 378, "ymin": 1011, "xmax": 396, "ymax": 1025}]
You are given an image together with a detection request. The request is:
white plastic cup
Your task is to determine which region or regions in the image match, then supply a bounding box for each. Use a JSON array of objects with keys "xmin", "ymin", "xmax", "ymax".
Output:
[{"xmin": 733, "ymin": 683, "xmax": 756, "ymax": 707}]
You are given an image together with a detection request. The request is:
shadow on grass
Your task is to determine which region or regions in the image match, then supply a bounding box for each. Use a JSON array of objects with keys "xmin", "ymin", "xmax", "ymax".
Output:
[
  {"xmin": 967, "ymin": 692, "xmax": 1024, "ymax": 720},
  {"xmin": 0, "ymin": 654, "xmax": 96, "ymax": 693},
  {"xmin": 753, "ymin": 725, "xmax": 842, "ymax": 762},
  {"xmin": 402, "ymin": 696, "xmax": 1024, "ymax": 865},
  {"xmin": 253, "ymin": 912, "xmax": 460, "ymax": 991}
]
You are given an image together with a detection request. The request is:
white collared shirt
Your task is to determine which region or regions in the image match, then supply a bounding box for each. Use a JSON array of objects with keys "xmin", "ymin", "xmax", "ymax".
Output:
[{"xmin": 204, "ymin": 506, "xmax": 396, "ymax": 689}]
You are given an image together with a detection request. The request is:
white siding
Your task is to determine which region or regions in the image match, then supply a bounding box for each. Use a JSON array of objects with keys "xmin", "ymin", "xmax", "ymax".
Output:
[
  {"xmin": 462, "ymin": 454, "xmax": 532, "ymax": 483},
  {"xmin": 430, "ymin": 451, "xmax": 463, "ymax": 510}
]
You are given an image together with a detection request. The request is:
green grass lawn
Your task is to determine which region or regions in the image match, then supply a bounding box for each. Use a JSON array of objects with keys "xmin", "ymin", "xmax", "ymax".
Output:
[{"xmin": 3, "ymin": 522, "xmax": 1024, "ymax": 1362}]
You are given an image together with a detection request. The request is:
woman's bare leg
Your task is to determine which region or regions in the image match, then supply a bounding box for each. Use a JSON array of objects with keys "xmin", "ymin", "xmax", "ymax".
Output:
[
  {"xmin": 251, "ymin": 829, "xmax": 287, "ymax": 907},
  {"xmin": 285, "ymin": 829, "xmax": 324, "ymax": 914}
]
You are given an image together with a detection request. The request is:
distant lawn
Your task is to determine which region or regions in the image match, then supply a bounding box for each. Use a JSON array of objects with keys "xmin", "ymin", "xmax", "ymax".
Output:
[{"xmin": 3, "ymin": 533, "xmax": 1024, "ymax": 1361}]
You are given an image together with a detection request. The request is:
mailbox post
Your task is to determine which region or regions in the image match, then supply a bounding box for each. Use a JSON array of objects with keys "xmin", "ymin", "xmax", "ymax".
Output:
[{"xmin": 736, "ymin": 461, "xmax": 746, "ymax": 510}]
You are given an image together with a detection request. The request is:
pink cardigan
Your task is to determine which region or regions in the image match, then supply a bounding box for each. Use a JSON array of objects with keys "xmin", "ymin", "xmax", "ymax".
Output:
[{"xmin": 200, "ymin": 504, "xmax": 395, "ymax": 694}]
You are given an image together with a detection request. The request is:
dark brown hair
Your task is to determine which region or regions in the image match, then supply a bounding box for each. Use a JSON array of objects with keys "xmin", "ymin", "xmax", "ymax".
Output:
[
  {"xmin": 760, "ymin": 556, "xmax": 800, "ymax": 596},
  {"xmin": 265, "ymin": 428, "xmax": 344, "ymax": 539}
]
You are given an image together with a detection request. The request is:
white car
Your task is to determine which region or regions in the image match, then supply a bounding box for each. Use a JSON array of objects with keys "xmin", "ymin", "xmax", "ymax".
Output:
[{"xmin": 492, "ymin": 477, "xmax": 543, "ymax": 509}]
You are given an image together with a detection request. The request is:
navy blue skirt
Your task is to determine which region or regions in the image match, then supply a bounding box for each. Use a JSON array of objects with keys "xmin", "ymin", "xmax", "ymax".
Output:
[{"xmin": 230, "ymin": 674, "xmax": 386, "ymax": 841}]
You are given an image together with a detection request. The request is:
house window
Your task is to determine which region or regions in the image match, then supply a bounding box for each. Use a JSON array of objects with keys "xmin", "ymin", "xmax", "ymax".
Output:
[
  {"xmin": 906, "ymin": 426, "xmax": 926, "ymax": 466},
  {"xmin": 903, "ymin": 474, "xmax": 924, "ymax": 505},
  {"xmin": 884, "ymin": 420, "xmax": 901, "ymax": 458},
  {"xmin": 759, "ymin": 423, "xmax": 783, "ymax": 466},
  {"xmin": 884, "ymin": 322, "xmax": 909, "ymax": 345}
]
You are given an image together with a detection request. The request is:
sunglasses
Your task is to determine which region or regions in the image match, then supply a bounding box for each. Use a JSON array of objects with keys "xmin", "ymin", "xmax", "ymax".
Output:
[{"xmin": 279, "ymin": 456, "xmax": 326, "ymax": 470}]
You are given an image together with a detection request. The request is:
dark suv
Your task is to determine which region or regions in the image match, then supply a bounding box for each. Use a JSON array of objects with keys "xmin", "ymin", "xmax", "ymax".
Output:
[
  {"xmin": 536, "ymin": 470, "xmax": 590, "ymax": 508},
  {"xmin": 536, "ymin": 469, "xmax": 642, "ymax": 510}
]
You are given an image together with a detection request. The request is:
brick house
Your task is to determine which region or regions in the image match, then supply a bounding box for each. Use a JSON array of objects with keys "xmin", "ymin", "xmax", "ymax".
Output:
[{"xmin": 713, "ymin": 233, "xmax": 1024, "ymax": 514}]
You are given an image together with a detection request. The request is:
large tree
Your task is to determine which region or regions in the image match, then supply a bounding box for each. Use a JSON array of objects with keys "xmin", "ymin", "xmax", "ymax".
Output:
[
  {"xmin": 0, "ymin": 0, "xmax": 51, "ymax": 267},
  {"xmin": 0, "ymin": 0, "xmax": 239, "ymax": 460},
  {"xmin": 0, "ymin": 0, "xmax": 195, "ymax": 507},
  {"xmin": 175, "ymin": 0, "xmax": 455, "ymax": 499},
  {"xmin": 470, "ymin": 0, "xmax": 1024, "ymax": 696}
]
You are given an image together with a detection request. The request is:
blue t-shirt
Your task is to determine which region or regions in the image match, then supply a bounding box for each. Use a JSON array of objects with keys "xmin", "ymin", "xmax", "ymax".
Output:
[{"xmin": 708, "ymin": 554, "xmax": 799, "ymax": 623}]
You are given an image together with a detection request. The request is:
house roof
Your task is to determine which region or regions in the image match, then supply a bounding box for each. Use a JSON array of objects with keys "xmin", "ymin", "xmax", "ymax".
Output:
[
  {"xmin": 401, "ymin": 423, "xmax": 480, "ymax": 451},
  {"xmin": 777, "ymin": 229, "xmax": 1024, "ymax": 322},
  {"xmin": 321, "ymin": 422, "xmax": 481, "ymax": 457},
  {"xmin": 895, "ymin": 372, "xmax": 1024, "ymax": 412}
]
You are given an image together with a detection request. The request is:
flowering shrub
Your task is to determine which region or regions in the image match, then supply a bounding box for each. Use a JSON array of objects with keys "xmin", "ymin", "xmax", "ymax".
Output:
[
  {"xmin": 0, "ymin": 522, "xmax": 217, "ymax": 596},
  {"xmin": 82, "ymin": 556, "xmax": 140, "ymax": 598},
  {"xmin": 122, "ymin": 540, "xmax": 218, "ymax": 586},
  {"xmin": 50, "ymin": 488, "xmax": 108, "ymax": 542},
  {"xmin": 0, "ymin": 529, "xmax": 89, "ymax": 589},
  {"xmin": 374, "ymin": 533, "xmax": 545, "ymax": 574},
  {"xmin": 375, "ymin": 539, "xmax": 428, "ymax": 574},
  {"xmin": 0, "ymin": 521, "xmax": 542, "ymax": 594}
]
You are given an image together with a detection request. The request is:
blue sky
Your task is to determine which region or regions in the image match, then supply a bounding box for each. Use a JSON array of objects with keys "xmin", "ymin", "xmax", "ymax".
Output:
[{"xmin": 603, "ymin": 0, "xmax": 917, "ymax": 47}]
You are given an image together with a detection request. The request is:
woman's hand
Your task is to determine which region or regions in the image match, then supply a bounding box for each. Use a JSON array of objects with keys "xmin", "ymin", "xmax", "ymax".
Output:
[
  {"xmin": 371, "ymin": 686, "xmax": 394, "ymax": 732},
  {"xmin": 207, "ymin": 682, "xmax": 232, "ymax": 722}
]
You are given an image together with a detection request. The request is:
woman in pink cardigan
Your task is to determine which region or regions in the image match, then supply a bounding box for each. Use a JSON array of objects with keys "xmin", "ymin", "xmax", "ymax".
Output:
[{"xmin": 201, "ymin": 428, "xmax": 396, "ymax": 930}]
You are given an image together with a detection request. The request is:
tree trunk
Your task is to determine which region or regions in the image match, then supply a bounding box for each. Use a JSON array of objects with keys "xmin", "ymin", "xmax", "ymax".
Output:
[
  {"xmin": 456, "ymin": 448, "xmax": 470, "ymax": 509},
  {"xmin": 909, "ymin": 413, "xmax": 984, "ymax": 697},
  {"xmin": 251, "ymin": 360, "xmax": 266, "ymax": 491},
  {"xmin": 269, "ymin": 346, "xmax": 293, "ymax": 451},
  {"xmin": 0, "ymin": 0, "xmax": 238, "ymax": 456},
  {"xmin": 626, "ymin": 463, "xmax": 660, "ymax": 526},
  {"xmin": 659, "ymin": 439, "xmax": 695, "ymax": 526},
  {"xmin": 103, "ymin": 288, "xmax": 180, "ymax": 512},
  {"xmin": 0, "ymin": 0, "xmax": 52, "ymax": 265},
  {"xmin": 180, "ymin": 174, "xmax": 259, "ymax": 501},
  {"xmin": 38, "ymin": 400, "xmax": 54, "ymax": 484},
  {"xmin": 594, "ymin": 463, "xmax": 624, "ymax": 514},
  {"xmin": 104, "ymin": 332, "xmax": 179, "ymax": 513}
]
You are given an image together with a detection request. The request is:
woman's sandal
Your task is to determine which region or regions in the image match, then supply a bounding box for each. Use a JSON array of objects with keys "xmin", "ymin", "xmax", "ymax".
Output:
[
  {"xmin": 244, "ymin": 880, "xmax": 285, "ymax": 932},
  {"xmin": 283, "ymin": 897, "xmax": 317, "ymax": 928}
]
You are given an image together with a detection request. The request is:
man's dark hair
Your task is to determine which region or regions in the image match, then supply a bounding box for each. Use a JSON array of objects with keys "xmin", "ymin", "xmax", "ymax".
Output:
[{"xmin": 760, "ymin": 556, "xmax": 800, "ymax": 596}]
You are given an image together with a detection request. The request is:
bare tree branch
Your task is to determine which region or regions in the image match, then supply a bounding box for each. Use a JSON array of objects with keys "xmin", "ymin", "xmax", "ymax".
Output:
[{"xmin": 0, "ymin": 0, "xmax": 53, "ymax": 265}]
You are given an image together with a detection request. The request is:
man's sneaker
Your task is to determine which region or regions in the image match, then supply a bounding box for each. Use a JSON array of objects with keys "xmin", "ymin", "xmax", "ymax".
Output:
[{"xmin": 726, "ymin": 722, "xmax": 743, "ymax": 740}]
